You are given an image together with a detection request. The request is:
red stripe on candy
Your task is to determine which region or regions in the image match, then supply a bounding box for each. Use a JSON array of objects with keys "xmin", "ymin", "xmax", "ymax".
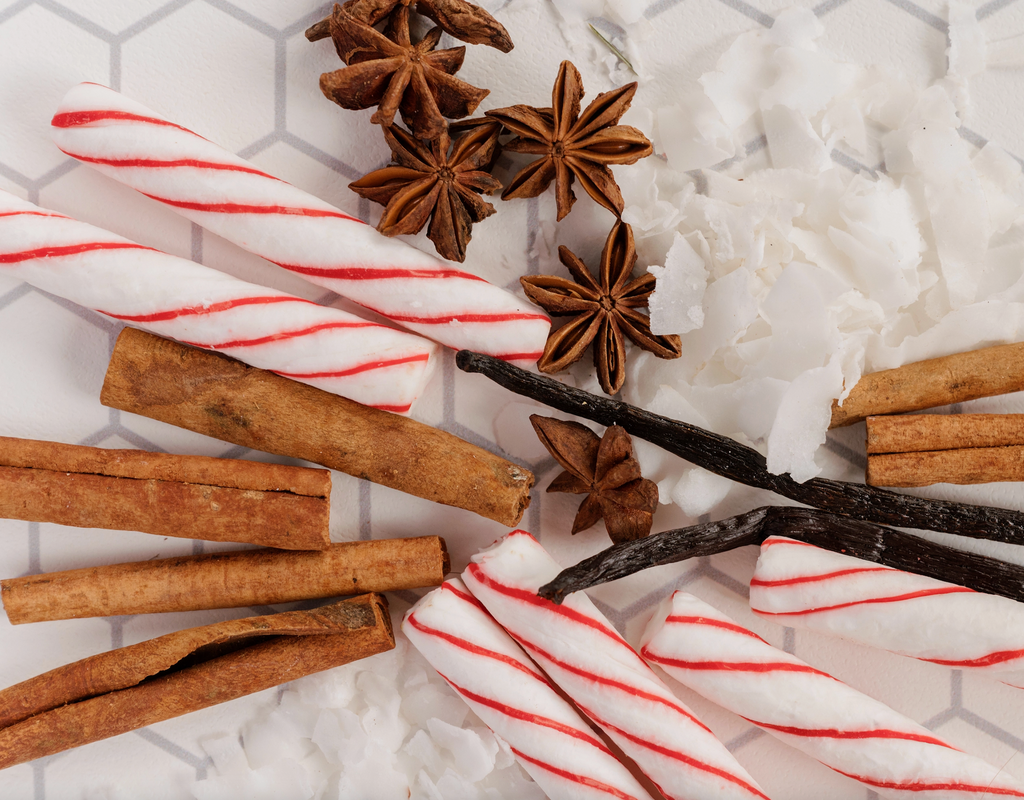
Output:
[
  {"xmin": 751, "ymin": 586, "xmax": 974, "ymax": 617},
  {"xmin": 140, "ymin": 192, "xmax": 358, "ymax": 222},
  {"xmin": 276, "ymin": 263, "xmax": 490, "ymax": 283},
  {"xmin": 751, "ymin": 720, "xmax": 954, "ymax": 749},
  {"xmin": 51, "ymin": 109, "xmax": 195, "ymax": 134},
  {"xmin": 274, "ymin": 353, "xmax": 430, "ymax": 380},
  {"xmin": 511, "ymin": 748, "xmax": 646, "ymax": 800},
  {"xmin": 750, "ymin": 565, "xmax": 894, "ymax": 588},
  {"xmin": 514, "ymin": 631, "xmax": 714, "ymax": 735},
  {"xmin": 61, "ymin": 150, "xmax": 278, "ymax": 180},
  {"xmin": 642, "ymin": 650, "xmax": 833, "ymax": 678},
  {"xmin": 830, "ymin": 767, "xmax": 1024, "ymax": 797},
  {"xmin": 442, "ymin": 581, "xmax": 489, "ymax": 613},
  {"xmin": 404, "ymin": 615, "xmax": 544, "ymax": 684},
  {"xmin": 583, "ymin": 713, "xmax": 770, "ymax": 800},
  {"xmin": 922, "ymin": 648, "xmax": 1024, "ymax": 668},
  {"xmin": 440, "ymin": 675, "xmax": 612, "ymax": 754},
  {"xmin": 101, "ymin": 294, "xmax": 310, "ymax": 323},
  {"xmin": 0, "ymin": 241, "xmax": 155, "ymax": 264},
  {"xmin": 178, "ymin": 320, "xmax": 386, "ymax": 350}
]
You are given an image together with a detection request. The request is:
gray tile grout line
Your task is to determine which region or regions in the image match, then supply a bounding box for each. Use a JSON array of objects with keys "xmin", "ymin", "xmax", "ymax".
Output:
[
  {"xmin": 977, "ymin": 0, "xmax": 1023, "ymax": 20},
  {"xmin": 881, "ymin": 0, "xmax": 948, "ymax": 32},
  {"xmin": 715, "ymin": 0, "xmax": 774, "ymax": 28}
]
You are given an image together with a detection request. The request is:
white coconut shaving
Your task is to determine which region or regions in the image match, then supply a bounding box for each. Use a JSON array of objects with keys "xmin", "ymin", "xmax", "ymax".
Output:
[
  {"xmin": 189, "ymin": 604, "xmax": 542, "ymax": 800},
  {"xmin": 618, "ymin": 5, "xmax": 1024, "ymax": 497}
]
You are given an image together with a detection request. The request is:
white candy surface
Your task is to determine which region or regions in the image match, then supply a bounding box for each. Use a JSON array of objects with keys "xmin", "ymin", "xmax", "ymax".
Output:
[
  {"xmin": 751, "ymin": 536, "xmax": 1024, "ymax": 688},
  {"xmin": 0, "ymin": 190, "xmax": 437, "ymax": 413},
  {"xmin": 51, "ymin": 82, "xmax": 551, "ymax": 362},
  {"xmin": 641, "ymin": 592, "xmax": 1024, "ymax": 800},
  {"xmin": 463, "ymin": 530, "xmax": 768, "ymax": 800},
  {"xmin": 403, "ymin": 578, "xmax": 657, "ymax": 800}
]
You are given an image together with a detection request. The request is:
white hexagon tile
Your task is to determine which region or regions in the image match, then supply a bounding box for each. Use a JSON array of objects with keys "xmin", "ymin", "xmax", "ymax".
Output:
[{"xmin": 1, "ymin": 0, "xmax": 1024, "ymax": 798}]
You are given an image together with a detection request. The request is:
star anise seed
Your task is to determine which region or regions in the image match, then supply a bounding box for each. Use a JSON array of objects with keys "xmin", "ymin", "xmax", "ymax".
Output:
[
  {"xmin": 486, "ymin": 60, "xmax": 653, "ymax": 221},
  {"xmin": 520, "ymin": 220, "xmax": 682, "ymax": 395},
  {"xmin": 531, "ymin": 415, "xmax": 658, "ymax": 543},
  {"xmin": 349, "ymin": 122, "xmax": 502, "ymax": 262},
  {"xmin": 307, "ymin": 0, "xmax": 513, "ymax": 52},
  {"xmin": 319, "ymin": 3, "xmax": 489, "ymax": 140}
]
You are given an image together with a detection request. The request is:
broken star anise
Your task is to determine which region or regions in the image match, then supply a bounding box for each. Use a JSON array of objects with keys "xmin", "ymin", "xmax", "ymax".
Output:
[
  {"xmin": 319, "ymin": 3, "xmax": 489, "ymax": 140},
  {"xmin": 349, "ymin": 122, "xmax": 502, "ymax": 262},
  {"xmin": 520, "ymin": 220, "xmax": 681, "ymax": 395},
  {"xmin": 531, "ymin": 415, "xmax": 659, "ymax": 543},
  {"xmin": 306, "ymin": 0, "xmax": 513, "ymax": 53},
  {"xmin": 486, "ymin": 60, "xmax": 653, "ymax": 221}
]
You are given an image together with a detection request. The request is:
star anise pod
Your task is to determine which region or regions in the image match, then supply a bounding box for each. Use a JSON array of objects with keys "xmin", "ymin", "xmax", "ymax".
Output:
[
  {"xmin": 349, "ymin": 122, "xmax": 501, "ymax": 262},
  {"xmin": 318, "ymin": 3, "xmax": 489, "ymax": 140},
  {"xmin": 531, "ymin": 415, "xmax": 658, "ymax": 543},
  {"xmin": 306, "ymin": 0, "xmax": 513, "ymax": 52},
  {"xmin": 486, "ymin": 60, "xmax": 653, "ymax": 221},
  {"xmin": 520, "ymin": 220, "xmax": 681, "ymax": 395}
]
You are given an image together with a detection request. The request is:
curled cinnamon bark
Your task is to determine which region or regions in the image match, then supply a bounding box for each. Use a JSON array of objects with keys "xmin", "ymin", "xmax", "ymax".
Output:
[{"xmin": 0, "ymin": 594, "xmax": 393, "ymax": 769}]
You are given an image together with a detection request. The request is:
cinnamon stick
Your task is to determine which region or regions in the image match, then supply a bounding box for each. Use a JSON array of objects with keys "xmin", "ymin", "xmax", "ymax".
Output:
[
  {"xmin": 0, "ymin": 436, "xmax": 330, "ymax": 550},
  {"xmin": 101, "ymin": 328, "xmax": 533, "ymax": 526},
  {"xmin": 867, "ymin": 447, "xmax": 1024, "ymax": 487},
  {"xmin": 830, "ymin": 341, "xmax": 1024, "ymax": 428},
  {"xmin": 0, "ymin": 594, "xmax": 393, "ymax": 769},
  {"xmin": 866, "ymin": 414, "xmax": 1024, "ymax": 453},
  {"xmin": 1, "ymin": 536, "xmax": 449, "ymax": 624}
]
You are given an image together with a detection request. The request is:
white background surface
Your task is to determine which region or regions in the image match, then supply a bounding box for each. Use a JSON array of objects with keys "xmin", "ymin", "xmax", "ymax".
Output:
[{"xmin": 1, "ymin": 0, "xmax": 1024, "ymax": 797}]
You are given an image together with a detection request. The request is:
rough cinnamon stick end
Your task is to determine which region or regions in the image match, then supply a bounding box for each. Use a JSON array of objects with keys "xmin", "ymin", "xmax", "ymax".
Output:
[{"xmin": 102, "ymin": 328, "xmax": 534, "ymax": 528}]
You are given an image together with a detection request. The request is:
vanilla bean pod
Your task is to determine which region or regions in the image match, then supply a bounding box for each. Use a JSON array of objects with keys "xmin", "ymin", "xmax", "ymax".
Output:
[
  {"xmin": 538, "ymin": 506, "xmax": 1024, "ymax": 604},
  {"xmin": 457, "ymin": 350, "xmax": 1024, "ymax": 544}
]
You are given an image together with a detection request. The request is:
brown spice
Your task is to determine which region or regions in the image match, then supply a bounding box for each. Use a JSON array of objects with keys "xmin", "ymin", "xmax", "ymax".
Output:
[
  {"xmin": 531, "ymin": 415, "xmax": 658, "ymax": 543},
  {"xmin": 520, "ymin": 220, "xmax": 681, "ymax": 395},
  {"xmin": 306, "ymin": 0, "xmax": 513, "ymax": 52},
  {"xmin": 866, "ymin": 414, "xmax": 1024, "ymax": 454},
  {"xmin": 349, "ymin": 122, "xmax": 502, "ymax": 262},
  {"xmin": 1, "ymin": 537, "xmax": 449, "ymax": 623},
  {"xmin": 100, "ymin": 328, "xmax": 533, "ymax": 527},
  {"xmin": 319, "ymin": 2, "xmax": 489, "ymax": 140},
  {"xmin": 0, "ymin": 594, "xmax": 393, "ymax": 770},
  {"xmin": 487, "ymin": 60, "xmax": 652, "ymax": 220},
  {"xmin": 866, "ymin": 447, "xmax": 1024, "ymax": 487},
  {"xmin": 0, "ymin": 436, "xmax": 330, "ymax": 550},
  {"xmin": 830, "ymin": 341, "xmax": 1024, "ymax": 428}
]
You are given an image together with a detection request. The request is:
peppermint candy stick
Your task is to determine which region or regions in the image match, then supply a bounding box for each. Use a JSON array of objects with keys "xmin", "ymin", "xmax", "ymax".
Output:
[
  {"xmin": 403, "ymin": 578, "xmax": 657, "ymax": 800},
  {"xmin": 462, "ymin": 530, "xmax": 768, "ymax": 800},
  {"xmin": 641, "ymin": 592, "xmax": 1024, "ymax": 799},
  {"xmin": 750, "ymin": 535, "xmax": 1024, "ymax": 689},
  {"xmin": 51, "ymin": 82, "xmax": 551, "ymax": 361},
  {"xmin": 0, "ymin": 190, "xmax": 437, "ymax": 413}
]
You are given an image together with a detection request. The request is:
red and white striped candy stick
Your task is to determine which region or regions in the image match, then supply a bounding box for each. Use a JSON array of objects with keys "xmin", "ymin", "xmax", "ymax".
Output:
[
  {"xmin": 462, "ymin": 530, "xmax": 768, "ymax": 800},
  {"xmin": 403, "ymin": 578, "xmax": 657, "ymax": 800},
  {"xmin": 641, "ymin": 591, "xmax": 1024, "ymax": 799},
  {"xmin": 750, "ymin": 535, "xmax": 1024, "ymax": 689},
  {"xmin": 51, "ymin": 82, "xmax": 551, "ymax": 361},
  {"xmin": 0, "ymin": 190, "xmax": 437, "ymax": 413}
]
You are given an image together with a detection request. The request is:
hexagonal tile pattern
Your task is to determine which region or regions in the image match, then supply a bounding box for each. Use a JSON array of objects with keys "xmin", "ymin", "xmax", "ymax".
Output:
[
  {"xmin": 121, "ymin": 3, "xmax": 276, "ymax": 151},
  {"xmin": 2, "ymin": 0, "xmax": 1024, "ymax": 794},
  {"xmin": 0, "ymin": 5, "xmax": 109, "ymax": 180}
]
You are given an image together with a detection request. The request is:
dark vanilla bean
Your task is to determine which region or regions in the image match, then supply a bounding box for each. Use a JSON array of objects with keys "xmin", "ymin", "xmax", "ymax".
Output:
[
  {"xmin": 456, "ymin": 350, "xmax": 1024, "ymax": 544},
  {"xmin": 538, "ymin": 506, "xmax": 1024, "ymax": 604}
]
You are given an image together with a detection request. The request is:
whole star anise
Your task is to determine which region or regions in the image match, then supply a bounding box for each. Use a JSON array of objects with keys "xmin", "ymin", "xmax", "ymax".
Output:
[
  {"xmin": 349, "ymin": 122, "xmax": 502, "ymax": 262},
  {"xmin": 306, "ymin": 0, "xmax": 513, "ymax": 53},
  {"xmin": 319, "ymin": 3, "xmax": 489, "ymax": 140},
  {"xmin": 486, "ymin": 60, "xmax": 653, "ymax": 221},
  {"xmin": 531, "ymin": 415, "xmax": 658, "ymax": 543},
  {"xmin": 520, "ymin": 220, "xmax": 681, "ymax": 395}
]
